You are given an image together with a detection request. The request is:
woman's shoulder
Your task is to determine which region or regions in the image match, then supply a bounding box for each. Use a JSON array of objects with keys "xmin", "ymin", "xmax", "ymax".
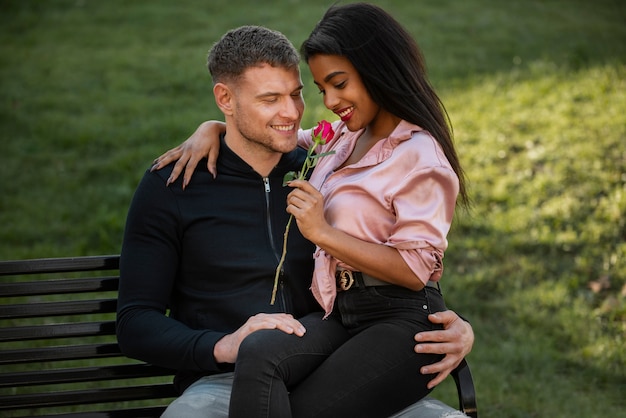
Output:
[{"xmin": 399, "ymin": 130, "xmax": 453, "ymax": 171}]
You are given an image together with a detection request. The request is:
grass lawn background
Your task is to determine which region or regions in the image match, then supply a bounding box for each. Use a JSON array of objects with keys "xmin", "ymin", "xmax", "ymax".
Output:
[{"xmin": 1, "ymin": 0, "xmax": 625, "ymax": 416}]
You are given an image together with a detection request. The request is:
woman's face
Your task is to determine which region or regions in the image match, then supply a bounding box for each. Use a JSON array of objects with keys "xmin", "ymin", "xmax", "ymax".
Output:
[{"xmin": 307, "ymin": 54, "xmax": 381, "ymax": 132}]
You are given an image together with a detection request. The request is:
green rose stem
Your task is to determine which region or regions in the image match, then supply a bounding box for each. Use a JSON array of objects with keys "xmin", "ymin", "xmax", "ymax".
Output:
[{"xmin": 271, "ymin": 141, "xmax": 321, "ymax": 305}]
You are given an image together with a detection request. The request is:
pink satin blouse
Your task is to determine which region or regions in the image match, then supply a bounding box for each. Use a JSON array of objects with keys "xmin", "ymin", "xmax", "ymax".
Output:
[{"xmin": 298, "ymin": 120, "xmax": 459, "ymax": 317}]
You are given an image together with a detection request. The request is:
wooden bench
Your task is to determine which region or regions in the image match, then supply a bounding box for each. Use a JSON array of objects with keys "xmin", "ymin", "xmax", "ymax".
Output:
[{"xmin": 0, "ymin": 255, "xmax": 477, "ymax": 417}]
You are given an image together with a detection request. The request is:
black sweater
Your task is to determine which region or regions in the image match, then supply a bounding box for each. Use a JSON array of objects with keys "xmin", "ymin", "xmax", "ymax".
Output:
[{"xmin": 116, "ymin": 138, "xmax": 318, "ymax": 392}]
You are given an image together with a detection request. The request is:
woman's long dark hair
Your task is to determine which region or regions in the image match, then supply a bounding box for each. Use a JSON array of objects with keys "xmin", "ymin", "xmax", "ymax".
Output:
[{"xmin": 301, "ymin": 3, "xmax": 469, "ymax": 208}]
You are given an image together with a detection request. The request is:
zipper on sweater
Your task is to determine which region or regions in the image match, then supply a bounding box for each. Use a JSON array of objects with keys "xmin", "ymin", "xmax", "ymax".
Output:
[
  {"xmin": 263, "ymin": 177, "xmax": 287, "ymax": 309},
  {"xmin": 263, "ymin": 177, "xmax": 277, "ymax": 254}
]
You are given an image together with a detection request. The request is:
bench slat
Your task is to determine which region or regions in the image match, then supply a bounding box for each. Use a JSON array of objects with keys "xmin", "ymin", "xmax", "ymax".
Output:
[
  {"xmin": 0, "ymin": 383, "xmax": 176, "ymax": 410},
  {"xmin": 0, "ymin": 255, "xmax": 120, "ymax": 276},
  {"xmin": 0, "ymin": 363, "xmax": 175, "ymax": 388},
  {"xmin": 0, "ymin": 299, "xmax": 117, "ymax": 320},
  {"xmin": 1, "ymin": 342, "xmax": 121, "ymax": 365},
  {"xmin": 0, "ymin": 276, "xmax": 119, "ymax": 297},
  {"xmin": 39, "ymin": 406, "xmax": 168, "ymax": 418},
  {"xmin": 0, "ymin": 321, "xmax": 116, "ymax": 342}
]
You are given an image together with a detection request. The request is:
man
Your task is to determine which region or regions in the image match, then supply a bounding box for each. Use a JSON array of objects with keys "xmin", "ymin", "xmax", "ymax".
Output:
[{"xmin": 117, "ymin": 25, "xmax": 473, "ymax": 418}]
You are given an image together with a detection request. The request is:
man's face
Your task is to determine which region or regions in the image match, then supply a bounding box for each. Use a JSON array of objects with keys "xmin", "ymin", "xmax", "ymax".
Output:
[{"xmin": 231, "ymin": 63, "xmax": 305, "ymax": 155}]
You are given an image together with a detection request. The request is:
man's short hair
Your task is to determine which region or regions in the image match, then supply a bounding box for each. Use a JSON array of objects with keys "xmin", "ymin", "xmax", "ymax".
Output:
[{"xmin": 207, "ymin": 25, "xmax": 300, "ymax": 84}]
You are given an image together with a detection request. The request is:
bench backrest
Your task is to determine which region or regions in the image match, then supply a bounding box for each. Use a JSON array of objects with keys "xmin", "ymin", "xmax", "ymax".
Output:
[
  {"xmin": 0, "ymin": 255, "xmax": 176, "ymax": 418},
  {"xmin": 1, "ymin": 255, "xmax": 477, "ymax": 418}
]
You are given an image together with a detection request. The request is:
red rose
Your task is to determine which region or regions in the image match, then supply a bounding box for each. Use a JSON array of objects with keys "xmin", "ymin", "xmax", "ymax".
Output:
[{"xmin": 313, "ymin": 120, "xmax": 335, "ymax": 144}]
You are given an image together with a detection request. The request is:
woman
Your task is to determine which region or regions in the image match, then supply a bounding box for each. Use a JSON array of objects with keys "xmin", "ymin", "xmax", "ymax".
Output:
[{"xmin": 155, "ymin": 3, "xmax": 469, "ymax": 417}]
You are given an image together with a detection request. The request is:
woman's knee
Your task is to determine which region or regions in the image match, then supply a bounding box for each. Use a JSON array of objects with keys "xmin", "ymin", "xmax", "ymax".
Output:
[{"xmin": 238, "ymin": 329, "xmax": 282, "ymax": 362}]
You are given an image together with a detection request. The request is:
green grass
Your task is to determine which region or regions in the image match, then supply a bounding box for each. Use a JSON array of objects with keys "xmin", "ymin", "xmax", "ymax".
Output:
[{"xmin": 1, "ymin": 0, "xmax": 625, "ymax": 416}]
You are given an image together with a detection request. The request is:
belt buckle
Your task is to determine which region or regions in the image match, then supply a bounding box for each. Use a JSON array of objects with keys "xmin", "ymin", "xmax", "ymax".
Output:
[{"xmin": 338, "ymin": 270, "xmax": 355, "ymax": 291}]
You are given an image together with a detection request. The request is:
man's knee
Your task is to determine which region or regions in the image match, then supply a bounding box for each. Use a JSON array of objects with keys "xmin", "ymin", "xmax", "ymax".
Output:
[
  {"xmin": 161, "ymin": 373, "xmax": 233, "ymax": 418},
  {"xmin": 389, "ymin": 396, "xmax": 469, "ymax": 418},
  {"xmin": 161, "ymin": 394, "xmax": 225, "ymax": 418}
]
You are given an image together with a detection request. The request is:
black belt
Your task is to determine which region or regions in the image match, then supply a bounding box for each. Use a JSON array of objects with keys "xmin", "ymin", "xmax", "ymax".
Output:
[{"xmin": 336, "ymin": 270, "xmax": 438, "ymax": 291}]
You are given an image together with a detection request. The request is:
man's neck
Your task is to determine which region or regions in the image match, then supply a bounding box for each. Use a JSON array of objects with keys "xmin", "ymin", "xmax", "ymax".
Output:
[{"xmin": 224, "ymin": 134, "xmax": 282, "ymax": 177}]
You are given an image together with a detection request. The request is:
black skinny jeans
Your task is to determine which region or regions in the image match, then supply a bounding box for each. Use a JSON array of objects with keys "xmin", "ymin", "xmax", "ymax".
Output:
[{"xmin": 229, "ymin": 284, "xmax": 446, "ymax": 418}]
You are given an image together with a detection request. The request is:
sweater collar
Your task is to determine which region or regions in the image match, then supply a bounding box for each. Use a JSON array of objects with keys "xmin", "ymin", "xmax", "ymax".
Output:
[{"xmin": 219, "ymin": 135, "xmax": 304, "ymax": 178}]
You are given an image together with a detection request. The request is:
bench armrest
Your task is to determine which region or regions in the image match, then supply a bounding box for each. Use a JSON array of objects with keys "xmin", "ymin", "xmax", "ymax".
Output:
[{"xmin": 451, "ymin": 358, "xmax": 478, "ymax": 418}]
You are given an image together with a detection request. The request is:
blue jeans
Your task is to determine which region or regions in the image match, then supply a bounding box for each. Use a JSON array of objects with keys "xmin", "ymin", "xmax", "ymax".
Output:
[{"xmin": 229, "ymin": 285, "xmax": 448, "ymax": 418}]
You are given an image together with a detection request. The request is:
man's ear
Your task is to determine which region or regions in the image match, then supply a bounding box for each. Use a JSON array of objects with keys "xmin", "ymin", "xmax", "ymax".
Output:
[{"xmin": 214, "ymin": 82, "xmax": 234, "ymax": 116}]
